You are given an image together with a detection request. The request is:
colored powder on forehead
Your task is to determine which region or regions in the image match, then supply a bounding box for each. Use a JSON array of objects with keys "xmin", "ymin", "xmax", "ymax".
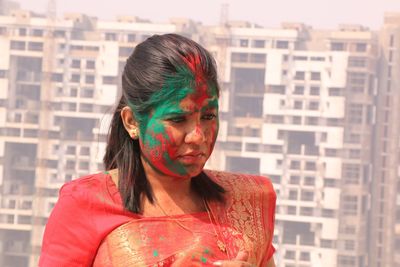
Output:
[{"xmin": 127, "ymin": 59, "xmax": 218, "ymax": 131}]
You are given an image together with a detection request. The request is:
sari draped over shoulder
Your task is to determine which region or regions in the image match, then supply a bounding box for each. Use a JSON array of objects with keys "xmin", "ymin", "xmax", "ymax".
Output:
[
  {"xmin": 39, "ymin": 170, "xmax": 276, "ymax": 267},
  {"xmin": 93, "ymin": 170, "xmax": 276, "ymax": 266}
]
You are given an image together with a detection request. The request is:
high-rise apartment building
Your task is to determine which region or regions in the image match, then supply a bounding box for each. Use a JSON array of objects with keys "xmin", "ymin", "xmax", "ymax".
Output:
[
  {"xmin": 369, "ymin": 12, "xmax": 400, "ymax": 267},
  {"xmin": 205, "ymin": 22, "xmax": 377, "ymax": 267},
  {"xmin": 0, "ymin": 10, "xmax": 181, "ymax": 266},
  {"xmin": 0, "ymin": 8, "xmax": 398, "ymax": 267}
]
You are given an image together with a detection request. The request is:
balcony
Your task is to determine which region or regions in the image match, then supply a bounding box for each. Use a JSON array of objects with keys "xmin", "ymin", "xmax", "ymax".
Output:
[{"xmin": 16, "ymin": 71, "xmax": 41, "ymax": 83}]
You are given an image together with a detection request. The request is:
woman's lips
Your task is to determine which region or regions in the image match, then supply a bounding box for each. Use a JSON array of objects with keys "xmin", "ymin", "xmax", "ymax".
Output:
[{"xmin": 177, "ymin": 153, "xmax": 205, "ymax": 164}]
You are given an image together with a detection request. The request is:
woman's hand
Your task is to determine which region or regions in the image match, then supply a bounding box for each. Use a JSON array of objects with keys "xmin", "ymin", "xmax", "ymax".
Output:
[{"xmin": 213, "ymin": 251, "xmax": 255, "ymax": 267}]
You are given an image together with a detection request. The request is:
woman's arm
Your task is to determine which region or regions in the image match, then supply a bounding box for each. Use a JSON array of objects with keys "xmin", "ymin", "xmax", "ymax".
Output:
[{"xmin": 39, "ymin": 186, "xmax": 96, "ymax": 266}]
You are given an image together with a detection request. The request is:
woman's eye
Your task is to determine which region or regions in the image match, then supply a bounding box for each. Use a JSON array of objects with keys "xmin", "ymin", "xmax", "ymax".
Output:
[
  {"xmin": 202, "ymin": 113, "xmax": 217, "ymax": 120},
  {"xmin": 167, "ymin": 117, "xmax": 186, "ymax": 123}
]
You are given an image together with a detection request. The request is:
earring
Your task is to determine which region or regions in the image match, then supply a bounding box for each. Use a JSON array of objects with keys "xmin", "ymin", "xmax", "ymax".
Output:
[{"xmin": 130, "ymin": 128, "xmax": 139, "ymax": 139}]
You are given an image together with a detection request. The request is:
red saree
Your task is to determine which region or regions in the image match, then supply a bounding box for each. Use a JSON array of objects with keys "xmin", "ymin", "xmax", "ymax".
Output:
[{"xmin": 39, "ymin": 170, "xmax": 276, "ymax": 266}]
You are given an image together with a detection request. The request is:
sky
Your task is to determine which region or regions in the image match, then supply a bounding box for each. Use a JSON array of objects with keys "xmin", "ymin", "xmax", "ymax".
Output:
[{"xmin": 14, "ymin": 0, "xmax": 400, "ymax": 30}]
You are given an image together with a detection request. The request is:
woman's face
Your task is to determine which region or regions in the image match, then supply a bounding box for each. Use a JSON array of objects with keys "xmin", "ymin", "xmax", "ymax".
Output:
[{"xmin": 138, "ymin": 85, "xmax": 219, "ymax": 179}]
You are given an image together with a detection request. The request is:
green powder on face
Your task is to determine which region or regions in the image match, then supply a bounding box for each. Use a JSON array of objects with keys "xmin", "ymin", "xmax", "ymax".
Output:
[{"xmin": 127, "ymin": 62, "xmax": 219, "ymax": 177}]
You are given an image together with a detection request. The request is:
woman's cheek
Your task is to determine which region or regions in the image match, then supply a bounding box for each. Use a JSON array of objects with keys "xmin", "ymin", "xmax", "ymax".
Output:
[{"xmin": 163, "ymin": 128, "xmax": 178, "ymax": 157}]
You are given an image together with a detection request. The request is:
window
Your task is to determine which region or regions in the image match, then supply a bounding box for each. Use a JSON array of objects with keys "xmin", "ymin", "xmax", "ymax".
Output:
[
  {"xmin": 80, "ymin": 88, "xmax": 94, "ymax": 98},
  {"xmin": 86, "ymin": 60, "xmax": 95, "ymax": 69},
  {"xmin": 66, "ymin": 160, "xmax": 75, "ymax": 169},
  {"xmin": 331, "ymin": 42, "xmax": 345, "ymax": 51},
  {"xmin": 305, "ymin": 162, "xmax": 316, "ymax": 171},
  {"xmin": 345, "ymin": 240, "xmax": 355, "ymax": 250},
  {"xmin": 127, "ymin": 34, "xmax": 136, "ymax": 42},
  {"xmin": 28, "ymin": 42, "xmax": 43, "ymax": 51},
  {"xmin": 79, "ymin": 161, "xmax": 89, "ymax": 170},
  {"xmin": 349, "ymin": 57, "xmax": 367, "ymax": 67},
  {"xmin": 70, "ymin": 88, "xmax": 78, "ymax": 97},
  {"xmin": 245, "ymin": 143, "xmax": 259, "ymax": 152},
  {"xmin": 103, "ymin": 76, "xmax": 117, "ymax": 84},
  {"xmin": 267, "ymin": 85, "xmax": 285, "ymax": 94},
  {"xmin": 310, "ymin": 56, "xmax": 324, "ymax": 61},
  {"xmin": 322, "ymin": 209, "xmax": 335, "ymax": 218},
  {"xmin": 80, "ymin": 103, "xmax": 93, "ymax": 112},
  {"xmin": 285, "ymin": 250, "xmax": 295, "ymax": 259},
  {"xmin": 321, "ymin": 239, "xmax": 335, "ymax": 248},
  {"xmin": 119, "ymin": 47, "xmax": 132, "ymax": 57},
  {"xmin": 226, "ymin": 156, "xmax": 260, "ymax": 174},
  {"xmin": 300, "ymin": 207, "xmax": 313, "ymax": 216},
  {"xmin": 342, "ymin": 195, "xmax": 358, "ymax": 215},
  {"xmin": 276, "ymin": 40, "xmax": 289, "ymax": 49},
  {"xmin": 308, "ymin": 101, "xmax": 319, "ymax": 110},
  {"xmin": 300, "ymin": 252, "xmax": 310, "ymax": 261},
  {"xmin": 85, "ymin": 75, "xmax": 95, "ymax": 84},
  {"xmin": 0, "ymin": 69, "xmax": 7, "ymax": 78},
  {"xmin": 32, "ymin": 29, "xmax": 43, "ymax": 36},
  {"xmin": 294, "ymin": 71, "xmax": 305, "ymax": 80},
  {"xmin": 54, "ymin": 30, "xmax": 66, "ymax": 38},
  {"xmin": 304, "ymin": 176, "xmax": 315, "ymax": 185},
  {"xmin": 105, "ymin": 32, "xmax": 117, "ymax": 41},
  {"xmin": 18, "ymin": 215, "xmax": 32, "ymax": 224},
  {"xmin": 0, "ymin": 27, "xmax": 7, "ymax": 35},
  {"xmin": 348, "ymin": 72, "xmax": 366, "ymax": 93},
  {"xmin": 287, "ymin": 206, "xmax": 296, "ymax": 215},
  {"xmin": 301, "ymin": 190, "xmax": 314, "ymax": 201},
  {"xmin": 70, "ymin": 74, "xmax": 80, "ymax": 83},
  {"xmin": 293, "ymin": 85, "xmax": 304, "ymax": 95},
  {"xmin": 343, "ymin": 164, "xmax": 361, "ymax": 184},
  {"xmin": 348, "ymin": 104, "xmax": 363, "ymax": 124},
  {"xmin": 67, "ymin": 103, "xmax": 76, "ymax": 111},
  {"xmin": 294, "ymin": 101, "xmax": 303, "ymax": 110},
  {"xmin": 292, "ymin": 116, "xmax": 302, "ymax": 124},
  {"xmin": 325, "ymin": 148, "xmax": 338, "ymax": 157},
  {"xmin": 290, "ymin": 160, "xmax": 301, "ymax": 170},
  {"xmin": 294, "ymin": 56, "xmax": 307, "ymax": 61},
  {"xmin": 356, "ymin": 43, "xmax": 367, "ymax": 52},
  {"xmin": 349, "ymin": 149, "xmax": 361, "ymax": 159},
  {"xmin": 66, "ymin": 146, "xmax": 76, "ymax": 155},
  {"xmin": 10, "ymin": 41, "xmax": 25, "ymax": 50},
  {"xmin": 289, "ymin": 190, "xmax": 298, "ymax": 200},
  {"xmin": 289, "ymin": 175, "xmax": 300, "ymax": 184},
  {"xmin": 338, "ymin": 256, "xmax": 356, "ymax": 266},
  {"xmin": 24, "ymin": 129, "xmax": 38, "ymax": 137},
  {"xmin": 324, "ymin": 178, "xmax": 338, "ymax": 187},
  {"xmin": 240, "ymin": 39, "xmax": 248, "ymax": 47},
  {"xmin": 310, "ymin": 72, "xmax": 321, "ymax": 81},
  {"xmin": 310, "ymin": 86, "xmax": 320, "ymax": 95},
  {"xmin": 252, "ymin": 40, "xmax": 265, "ymax": 48},
  {"xmin": 80, "ymin": 147, "xmax": 90, "ymax": 156},
  {"xmin": 249, "ymin": 54, "xmax": 266, "ymax": 63},
  {"xmin": 269, "ymin": 175, "xmax": 280, "ymax": 184},
  {"xmin": 71, "ymin": 59, "xmax": 81, "ymax": 68},
  {"xmin": 232, "ymin": 53, "xmax": 248, "ymax": 63},
  {"xmin": 329, "ymin": 87, "xmax": 344, "ymax": 96},
  {"xmin": 19, "ymin": 28, "xmax": 27, "ymax": 36}
]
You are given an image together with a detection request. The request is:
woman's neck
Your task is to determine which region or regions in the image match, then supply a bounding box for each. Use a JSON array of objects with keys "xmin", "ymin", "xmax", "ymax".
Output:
[{"xmin": 141, "ymin": 157, "xmax": 193, "ymax": 198}]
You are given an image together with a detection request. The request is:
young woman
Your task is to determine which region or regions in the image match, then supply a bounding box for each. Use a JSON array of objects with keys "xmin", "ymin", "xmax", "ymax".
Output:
[{"xmin": 40, "ymin": 34, "xmax": 276, "ymax": 267}]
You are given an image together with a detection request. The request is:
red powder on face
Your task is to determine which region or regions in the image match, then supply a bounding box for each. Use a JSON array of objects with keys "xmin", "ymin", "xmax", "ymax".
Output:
[
  {"xmin": 181, "ymin": 54, "xmax": 211, "ymax": 110},
  {"xmin": 143, "ymin": 128, "xmax": 183, "ymax": 176}
]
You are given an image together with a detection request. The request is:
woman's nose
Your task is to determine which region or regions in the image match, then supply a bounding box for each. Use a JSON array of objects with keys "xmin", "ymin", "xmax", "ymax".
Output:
[{"xmin": 184, "ymin": 124, "xmax": 206, "ymax": 144}]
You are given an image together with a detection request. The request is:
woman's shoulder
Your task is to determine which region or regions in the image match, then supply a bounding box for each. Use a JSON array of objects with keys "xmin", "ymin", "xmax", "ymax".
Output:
[
  {"xmin": 58, "ymin": 171, "xmax": 111, "ymax": 202},
  {"xmin": 204, "ymin": 169, "xmax": 276, "ymax": 197}
]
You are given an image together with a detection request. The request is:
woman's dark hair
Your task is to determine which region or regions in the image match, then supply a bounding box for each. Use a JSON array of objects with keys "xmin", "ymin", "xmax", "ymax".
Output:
[{"xmin": 103, "ymin": 33, "xmax": 225, "ymax": 213}]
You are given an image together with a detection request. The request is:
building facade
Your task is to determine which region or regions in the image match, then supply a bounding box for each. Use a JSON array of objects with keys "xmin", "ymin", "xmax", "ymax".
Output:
[
  {"xmin": 0, "ymin": 8, "xmax": 398, "ymax": 267},
  {"xmin": 205, "ymin": 22, "xmax": 377, "ymax": 267}
]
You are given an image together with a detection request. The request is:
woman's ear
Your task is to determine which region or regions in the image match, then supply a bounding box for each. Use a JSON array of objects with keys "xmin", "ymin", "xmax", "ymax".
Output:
[{"xmin": 121, "ymin": 106, "xmax": 139, "ymax": 139}]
